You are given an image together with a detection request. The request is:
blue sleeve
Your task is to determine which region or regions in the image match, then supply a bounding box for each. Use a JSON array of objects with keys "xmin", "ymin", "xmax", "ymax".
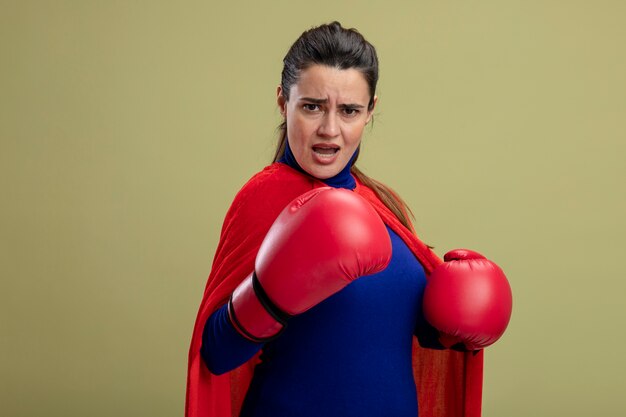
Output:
[{"xmin": 200, "ymin": 303, "xmax": 264, "ymax": 375}]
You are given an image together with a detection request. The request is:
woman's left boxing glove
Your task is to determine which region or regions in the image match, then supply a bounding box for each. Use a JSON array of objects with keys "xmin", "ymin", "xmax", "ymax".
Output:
[
  {"xmin": 228, "ymin": 187, "xmax": 392, "ymax": 343},
  {"xmin": 422, "ymin": 249, "xmax": 513, "ymax": 350}
]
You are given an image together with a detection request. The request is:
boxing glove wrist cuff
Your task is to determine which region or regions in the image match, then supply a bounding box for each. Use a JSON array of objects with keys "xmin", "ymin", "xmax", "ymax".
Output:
[
  {"xmin": 251, "ymin": 271, "xmax": 292, "ymax": 325},
  {"xmin": 227, "ymin": 297, "xmax": 282, "ymax": 343},
  {"xmin": 227, "ymin": 272, "xmax": 291, "ymax": 343}
]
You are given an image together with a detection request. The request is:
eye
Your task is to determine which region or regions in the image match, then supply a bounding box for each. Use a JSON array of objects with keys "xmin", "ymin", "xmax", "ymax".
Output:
[
  {"xmin": 342, "ymin": 107, "xmax": 360, "ymax": 117},
  {"xmin": 302, "ymin": 103, "xmax": 321, "ymax": 112}
]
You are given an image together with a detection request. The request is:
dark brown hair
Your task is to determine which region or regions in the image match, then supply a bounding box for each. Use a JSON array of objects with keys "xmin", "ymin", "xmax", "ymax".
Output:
[{"xmin": 273, "ymin": 21, "xmax": 415, "ymax": 230}]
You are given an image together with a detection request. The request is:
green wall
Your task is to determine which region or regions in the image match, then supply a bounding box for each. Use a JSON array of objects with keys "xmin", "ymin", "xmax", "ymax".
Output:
[{"xmin": 2, "ymin": 1, "xmax": 625, "ymax": 416}]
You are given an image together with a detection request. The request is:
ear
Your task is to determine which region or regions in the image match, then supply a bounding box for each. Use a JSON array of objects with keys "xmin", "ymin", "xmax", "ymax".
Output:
[
  {"xmin": 365, "ymin": 95, "xmax": 378, "ymax": 124},
  {"xmin": 277, "ymin": 86, "xmax": 287, "ymax": 117}
]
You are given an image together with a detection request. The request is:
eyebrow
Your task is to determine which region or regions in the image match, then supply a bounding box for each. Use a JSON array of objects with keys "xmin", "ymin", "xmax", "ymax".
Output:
[{"xmin": 300, "ymin": 97, "xmax": 366, "ymax": 109}]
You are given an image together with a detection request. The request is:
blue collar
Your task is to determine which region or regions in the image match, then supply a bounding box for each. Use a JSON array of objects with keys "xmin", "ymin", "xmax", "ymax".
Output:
[{"xmin": 277, "ymin": 139, "xmax": 357, "ymax": 190}]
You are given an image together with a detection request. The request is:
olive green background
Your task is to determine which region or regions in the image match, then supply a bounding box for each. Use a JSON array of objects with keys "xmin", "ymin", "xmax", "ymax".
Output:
[{"xmin": 2, "ymin": 1, "xmax": 625, "ymax": 416}]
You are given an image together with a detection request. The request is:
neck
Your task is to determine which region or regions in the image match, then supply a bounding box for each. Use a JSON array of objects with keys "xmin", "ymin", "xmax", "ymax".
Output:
[{"xmin": 278, "ymin": 139, "xmax": 357, "ymax": 190}]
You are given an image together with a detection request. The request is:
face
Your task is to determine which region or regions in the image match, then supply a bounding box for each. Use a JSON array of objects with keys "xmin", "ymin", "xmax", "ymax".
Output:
[{"xmin": 277, "ymin": 65, "xmax": 377, "ymax": 179}]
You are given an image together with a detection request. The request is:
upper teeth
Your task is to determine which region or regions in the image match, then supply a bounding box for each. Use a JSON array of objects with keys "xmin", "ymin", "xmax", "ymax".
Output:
[{"xmin": 314, "ymin": 147, "xmax": 337, "ymax": 155}]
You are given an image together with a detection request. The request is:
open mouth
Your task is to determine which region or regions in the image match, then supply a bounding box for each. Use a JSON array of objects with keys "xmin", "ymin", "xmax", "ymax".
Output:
[{"xmin": 312, "ymin": 145, "xmax": 339, "ymax": 156}]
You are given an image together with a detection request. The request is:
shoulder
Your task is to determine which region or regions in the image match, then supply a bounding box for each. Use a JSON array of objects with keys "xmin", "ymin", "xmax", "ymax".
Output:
[
  {"xmin": 231, "ymin": 163, "xmax": 314, "ymax": 213},
  {"xmin": 221, "ymin": 163, "xmax": 316, "ymax": 235},
  {"xmin": 236, "ymin": 163, "xmax": 312, "ymax": 202}
]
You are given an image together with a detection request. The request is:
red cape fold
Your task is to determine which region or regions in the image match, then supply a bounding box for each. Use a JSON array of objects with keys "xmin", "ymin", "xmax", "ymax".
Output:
[{"xmin": 185, "ymin": 163, "xmax": 483, "ymax": 417}]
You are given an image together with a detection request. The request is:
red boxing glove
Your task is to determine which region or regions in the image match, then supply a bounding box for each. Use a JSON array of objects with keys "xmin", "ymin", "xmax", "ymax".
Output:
[
  {"xmin": 423, "ymin": 249, "xmax": 512, "ymax": 350},
  {"xmin": 228, "ymin": 187, "xmax": 392, "ymax": 342}
]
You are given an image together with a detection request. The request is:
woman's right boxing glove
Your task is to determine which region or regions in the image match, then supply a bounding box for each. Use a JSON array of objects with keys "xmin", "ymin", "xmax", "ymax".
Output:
[{"xmin": 228, "ymin": 187, "xmax": 392, "ymax": 342}]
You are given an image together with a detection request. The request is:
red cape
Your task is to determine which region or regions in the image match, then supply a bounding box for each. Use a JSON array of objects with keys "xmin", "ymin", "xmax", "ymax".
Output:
[{"xmin": 186, "ymin": 163, "xmax": 483, "ymax": 417}]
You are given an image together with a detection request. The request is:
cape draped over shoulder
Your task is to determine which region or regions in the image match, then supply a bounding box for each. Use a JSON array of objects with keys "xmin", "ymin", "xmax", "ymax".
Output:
[{"xmin": 185, "ymin": 163, "xmax": 483, "ymax": 417}]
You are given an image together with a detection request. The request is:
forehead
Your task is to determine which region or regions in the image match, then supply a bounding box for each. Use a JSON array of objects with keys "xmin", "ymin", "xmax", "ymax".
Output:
[{"xmin": 292, "ymin": 65, "xmax": 370, "ymax": 103}]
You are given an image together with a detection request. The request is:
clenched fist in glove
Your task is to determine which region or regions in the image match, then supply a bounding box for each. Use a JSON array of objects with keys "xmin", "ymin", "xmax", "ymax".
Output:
[
  {"xmin": 228, "ymin": 187, "xmax": 392, "ymax": 343},
  {"xmin": 423, "ymin": 249, "xmax": 512, "ymax": 351}
]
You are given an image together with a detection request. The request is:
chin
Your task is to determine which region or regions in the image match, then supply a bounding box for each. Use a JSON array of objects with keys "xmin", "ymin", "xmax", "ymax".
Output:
[{"xmin": 305, "ymin": 165, "xmax": 339, "ymax": 180}]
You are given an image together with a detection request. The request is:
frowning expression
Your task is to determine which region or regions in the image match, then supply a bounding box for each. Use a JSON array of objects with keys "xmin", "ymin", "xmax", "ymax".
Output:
[{"xmin": 278, "ymin": 65, "xmax": 376, "ymax": 179}]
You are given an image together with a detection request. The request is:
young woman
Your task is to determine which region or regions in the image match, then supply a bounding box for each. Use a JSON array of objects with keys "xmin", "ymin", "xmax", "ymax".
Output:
[{"xmin": 186, "ymin": 22, "xmax": 510, "ymax": 417}]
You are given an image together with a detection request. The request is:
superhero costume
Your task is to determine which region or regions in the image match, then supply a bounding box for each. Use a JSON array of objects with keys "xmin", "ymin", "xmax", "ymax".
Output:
[{"xmin": 186, "ymin": 159, "xmax": 484, "ymax": 417}]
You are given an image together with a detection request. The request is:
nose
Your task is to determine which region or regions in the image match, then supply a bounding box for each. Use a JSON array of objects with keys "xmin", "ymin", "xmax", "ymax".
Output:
[{"xmin": 317, "ymin": 112, "xmax": 340, "ymax": 138}]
